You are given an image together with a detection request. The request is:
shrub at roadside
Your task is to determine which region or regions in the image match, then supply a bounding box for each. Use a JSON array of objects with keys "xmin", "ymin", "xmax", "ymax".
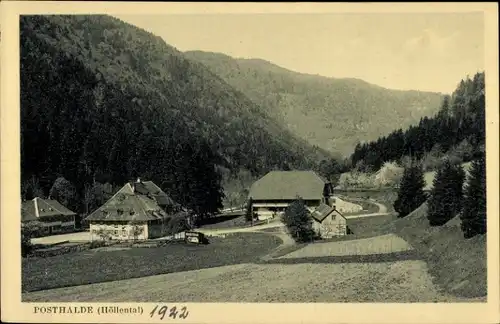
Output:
[
  {"xmin": 282, "ymin": 198, "xmax": 316, "ymax": 243},
  {"xmin": 21, "ymin": 222, "xmax": 41, "ymax": 257},
  {"xmin": 427, "ymin": 159, "xmax": 465, "ymax": 226},
  {"xmin": 393, "ymin": 163, "xmax": 427, "ymax": 217},
  {"xmin": 460, "ymin": 155, "xmax": 486, "ymax": 238}
]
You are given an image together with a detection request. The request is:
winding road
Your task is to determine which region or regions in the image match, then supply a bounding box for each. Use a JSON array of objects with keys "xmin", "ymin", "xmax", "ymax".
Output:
[
  {"xmin": 197, "ymin": 199, "xmax": 391, "ymax": 237},
  {"xmin": 32, "ymin": 199, "xmax": 392, "ymax": 245},
  {"xmin": 343, "ymin": 200, "xmax": 390, "ymax": 219}
]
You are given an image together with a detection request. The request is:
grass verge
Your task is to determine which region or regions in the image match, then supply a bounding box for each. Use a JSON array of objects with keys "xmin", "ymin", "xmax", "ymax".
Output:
[
  {"xmin": 392, "ymin": 203, "xmax": 487, "ymax": 298},
  {"xmin": 22, "ymin": 232, "xmax": 281, "ymax": 293}
]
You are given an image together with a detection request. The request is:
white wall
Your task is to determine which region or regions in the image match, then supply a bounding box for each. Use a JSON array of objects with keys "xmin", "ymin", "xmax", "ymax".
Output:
[
  {"xmin": 90, "ymin": 222, "xmax": 148, "ymax": 241},
  {"xmin": 253, "ymin": 201, "xmax": 321, "ymax": 221},
  {"xmin": 313, "ymin": 213, "xmax": 347, "ymax": 239}
]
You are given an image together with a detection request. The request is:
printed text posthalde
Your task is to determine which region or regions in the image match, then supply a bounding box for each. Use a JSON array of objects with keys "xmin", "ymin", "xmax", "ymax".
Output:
[{"xmin": 33, "ymin": 305, "xmax": 143, "ymax": 315}]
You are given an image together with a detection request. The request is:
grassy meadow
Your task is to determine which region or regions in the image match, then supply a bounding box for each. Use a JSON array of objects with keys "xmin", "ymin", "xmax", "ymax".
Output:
[{"xmin": 22, "ymin": 232, "xmax": 281, "ymax": 293}]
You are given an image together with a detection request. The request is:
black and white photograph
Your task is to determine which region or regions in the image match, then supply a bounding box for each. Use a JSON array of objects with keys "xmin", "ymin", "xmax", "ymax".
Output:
[{"xmin": 1, "ymin": 2, "xmax": 499, "ymax": 323}]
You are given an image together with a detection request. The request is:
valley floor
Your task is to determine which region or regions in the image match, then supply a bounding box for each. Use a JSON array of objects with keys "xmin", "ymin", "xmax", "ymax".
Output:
[{"xmin": 22, "ymin": 233, "xmax": 485, "ymax": 303}]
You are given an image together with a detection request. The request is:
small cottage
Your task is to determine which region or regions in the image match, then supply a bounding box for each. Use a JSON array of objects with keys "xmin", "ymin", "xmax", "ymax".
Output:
[
  {"xmin": 21, "ymin": 197, "xmax": 77, "ymax": 236},
  {"xmin": 311, "ymin": 203, "xmax": 347, "ymax": 238},
  {"xmin": 248, "ymin": 170, "xmax": 333, "ymax": 220},
  {"xmin": 85, "ymin": 179, "xmax": 187, "ymax": 241}
]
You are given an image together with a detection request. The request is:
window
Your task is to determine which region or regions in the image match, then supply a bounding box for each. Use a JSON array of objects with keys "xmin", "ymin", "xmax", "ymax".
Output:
[{"xmin": 114, "ymin": 230, "xmax": 118, "ymax": 236}]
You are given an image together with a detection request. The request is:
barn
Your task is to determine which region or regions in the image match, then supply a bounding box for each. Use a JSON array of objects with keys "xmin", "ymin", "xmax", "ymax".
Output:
[{"xmin": 248, "ymin": 170, "xmax": 333, "ymax": 220}]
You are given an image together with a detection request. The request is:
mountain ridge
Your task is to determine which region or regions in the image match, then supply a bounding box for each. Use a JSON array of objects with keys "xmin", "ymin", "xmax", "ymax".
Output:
[
  {"xmin": 186, "ymin": 50, "xmax": 448, "ymax": 95},
  {"xmin": 184, "ymin": 50, "xmax": 445, "ymax": 156}
]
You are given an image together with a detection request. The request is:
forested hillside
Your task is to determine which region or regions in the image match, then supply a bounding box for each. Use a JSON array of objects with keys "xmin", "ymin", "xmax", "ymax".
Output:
[
  {"xmin": 185, "ymin": 51, "xmax": 444, "ymax": 157},
  {"xmin": 20, "ymin": 15, "xmax": 328, "ymax": 216},
  {"xmin": 350, "ymin": 72, "xmax": 485, "ymax": 172}
]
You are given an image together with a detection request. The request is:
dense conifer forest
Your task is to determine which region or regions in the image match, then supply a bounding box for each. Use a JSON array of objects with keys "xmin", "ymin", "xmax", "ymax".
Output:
[
  {"xmin": 349, "ymin": 72, "xmax": 485, "ymax": 172},
  {"xmin": 20, "ymin": 15, "xmax": 329, "ymax": 217}
]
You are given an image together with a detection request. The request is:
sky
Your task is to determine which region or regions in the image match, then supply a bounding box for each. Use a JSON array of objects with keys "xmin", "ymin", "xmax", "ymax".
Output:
[{"xmin": 115, "ymin": 13, "xmax": 484, "ymax": 94}]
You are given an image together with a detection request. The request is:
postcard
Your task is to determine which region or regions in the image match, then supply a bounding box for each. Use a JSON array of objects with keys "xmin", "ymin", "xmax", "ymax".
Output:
[{"xmin": 1, "ymin": 2, "xmax": 499, "ymax": 323}]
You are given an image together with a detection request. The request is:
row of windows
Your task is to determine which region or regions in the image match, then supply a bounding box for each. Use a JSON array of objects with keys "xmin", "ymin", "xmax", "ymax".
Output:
[{"xmin": 91, "ymin": 226, "xmax": 142, "ymax": 236}]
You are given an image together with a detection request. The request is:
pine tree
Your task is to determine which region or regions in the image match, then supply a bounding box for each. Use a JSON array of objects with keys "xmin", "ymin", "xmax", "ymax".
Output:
[
  {"xmin": 282, "ymin": 197, "xmax": 315, "ymax": 243},
  {"xmin": 460, "ymin": 155, "xmax": 486, "ymax": 238},
  {"xmin": 394, "ymin": 162, "xmax": 428, "ymax": 217},
  {"xmin": 427, "ymin": 159, "xmax": 466, "ymax": 226}
]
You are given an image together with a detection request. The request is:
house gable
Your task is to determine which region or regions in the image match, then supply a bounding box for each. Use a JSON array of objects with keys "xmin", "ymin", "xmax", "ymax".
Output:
[
  {"xmin": 311, "ymin": 203, "xmax": 346, "ymax": 224},
  {"xmin": 85, "ymin": 180, "xmax": 179, "ymax": 222}
]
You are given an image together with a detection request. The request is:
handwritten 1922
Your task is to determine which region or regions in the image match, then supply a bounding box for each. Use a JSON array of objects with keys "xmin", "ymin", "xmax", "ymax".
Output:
[{"xmin": 149, "ymin": 305, "xmax": 189, "ymax": 320}]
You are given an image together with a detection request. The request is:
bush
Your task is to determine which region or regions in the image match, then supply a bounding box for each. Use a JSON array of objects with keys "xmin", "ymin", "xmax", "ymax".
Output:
[
  {"xmin": 31, "ymin": 243, "xmax": 92, "ymax": 258},
  {"xmin": 89, "ymin": 240, "xmax": 106, "ymax": 249},
  {"xmin": 165, "ymin": 214, "xmax": 191, "ymax": 234},
  {"xmin": 282, "ymin": 197, "xmax": 315, "ymax": 243},
  {"xmin": 21, "ymin": 222, "xmax": 41, "ymax": 257}
]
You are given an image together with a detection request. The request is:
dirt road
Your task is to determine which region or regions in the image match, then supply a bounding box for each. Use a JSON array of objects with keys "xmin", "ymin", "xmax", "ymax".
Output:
[{"xmin": 344, "ymin": 200, "xmax": 390, "ymax": 219}]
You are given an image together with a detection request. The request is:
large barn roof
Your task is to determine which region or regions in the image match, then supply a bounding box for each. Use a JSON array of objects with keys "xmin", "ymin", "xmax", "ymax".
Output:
[
  {"xmin": 249, "ymin": 170, "xmax": 327, "ymax": 201},
  {"xmin": 85, "ymin": 180, "xmax": 179, "ymax": 222}
]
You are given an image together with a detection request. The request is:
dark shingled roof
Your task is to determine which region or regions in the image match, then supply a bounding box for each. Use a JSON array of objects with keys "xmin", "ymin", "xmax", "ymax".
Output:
[
  {"xmin": 130, "ymin": 181, "xmax": 176, "ymax": 206},
  {"xmin": 249, "ymin": 170, "xmax": 327, "ymax": 201},
  {"xmin": 86, "ymin": 181, "xmax": 179, "ymax": 222},
  {"xmin": 21, "ymin": 198, "xmax": 76, "ymax": 222},
  {"xmin": 21, "ymin": 203, "xmax": 37, "ymax": 222},
  {"xmin": 311, "ymin": 203, "xmax": 346, "ymax": 223}
]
